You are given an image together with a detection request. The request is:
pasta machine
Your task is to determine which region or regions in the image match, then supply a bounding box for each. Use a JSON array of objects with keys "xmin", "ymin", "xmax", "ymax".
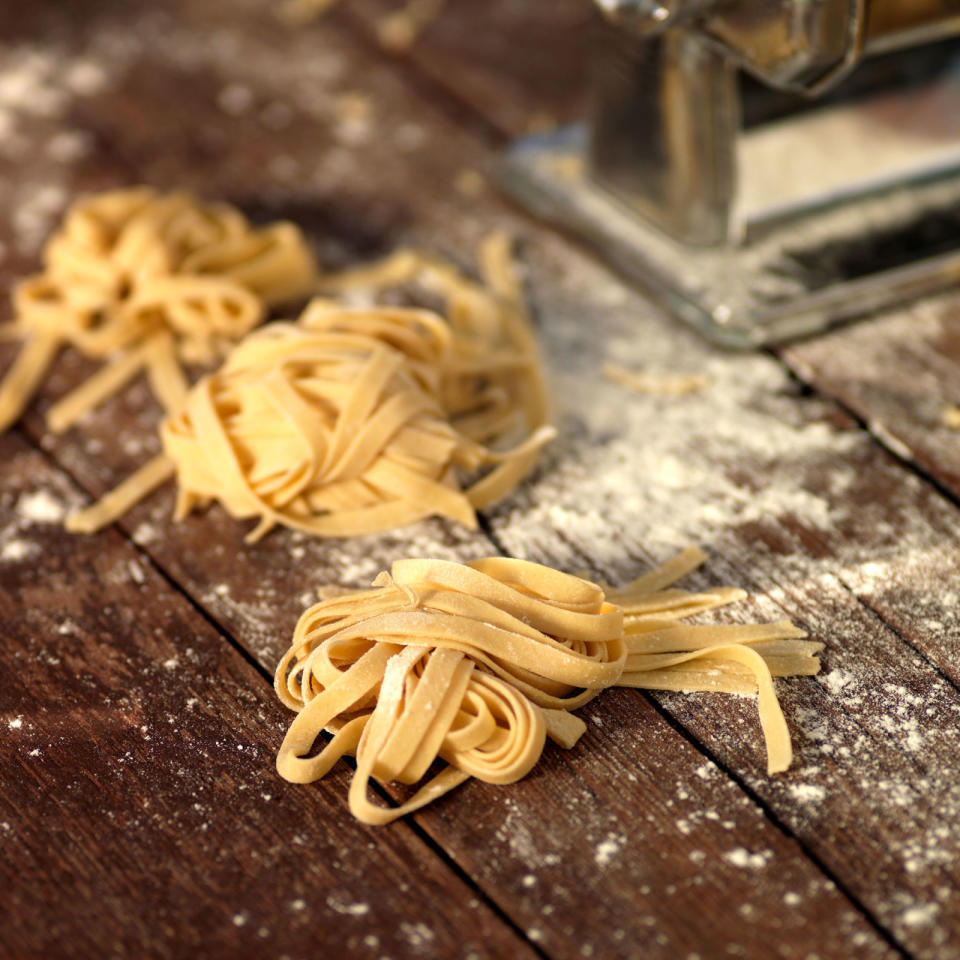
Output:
[{"xmin": 498, "ymin": 0, "xmax": 960, "ymax": 346}]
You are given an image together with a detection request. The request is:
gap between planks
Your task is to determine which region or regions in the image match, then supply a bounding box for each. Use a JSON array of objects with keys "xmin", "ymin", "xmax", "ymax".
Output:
[
  {"xmin": 6, "ymin": 420, "xmax": 553, "ymax": 960},
  {"xmin": 0, "ymin": 429, "xmax": 538, "ymax": 960},
  {"xmin": 482, "ymin": 494, "xmax": 901, "ymax": 942},
  {"xmin": 10, "ymin": 421, "xmax": 906, "ymax": 960}
]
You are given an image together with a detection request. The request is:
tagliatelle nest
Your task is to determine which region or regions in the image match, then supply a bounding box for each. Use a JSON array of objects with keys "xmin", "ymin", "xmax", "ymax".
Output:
[
  {"xmin": 66, "ymin": 235, "xmax": 554, "ymax": 539},
  {"xmin": 274, "ymin": 548, "xmax": 824, "ymax": 825},
  {"xmin": 161, "ymin": 304, "xmax": 553, "ymax": 540},
  {"xmin": 0, "ymin": 187, "xmax": 318, "ymax": 435}
]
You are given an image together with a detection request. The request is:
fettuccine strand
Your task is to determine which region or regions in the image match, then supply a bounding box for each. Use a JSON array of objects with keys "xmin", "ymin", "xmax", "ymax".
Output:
[{"xmin": 275, "ymin": 548, "xmax": 823, "ymax": 824}]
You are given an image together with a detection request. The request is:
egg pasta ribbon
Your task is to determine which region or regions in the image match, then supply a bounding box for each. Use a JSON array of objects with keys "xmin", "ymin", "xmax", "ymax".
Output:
[
  {"xmin": 67, "ymin": 237, "xmax": 553, "ymax": 541},
  {"xmin": 275, "ymin": 547, "xmax": 824, "ymax": 824},
  {"xmin": 0, "ymin": 187, "xmax": 318, "ymax": 435}
]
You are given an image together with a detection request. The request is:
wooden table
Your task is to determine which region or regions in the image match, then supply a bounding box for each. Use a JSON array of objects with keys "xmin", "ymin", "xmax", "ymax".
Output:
[{"xmin": 2, "ymin": 3, "xmax": 960, "ymax": 958}]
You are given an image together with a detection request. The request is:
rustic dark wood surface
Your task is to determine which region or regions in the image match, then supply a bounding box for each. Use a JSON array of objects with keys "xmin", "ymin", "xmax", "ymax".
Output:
[
  {"xmin": 0, "ymin": 436, "xmax": 533, "ymax": 960},
  {"xmin": 2, "ymin": 2, "xmax": 960, "ymax": 959}
]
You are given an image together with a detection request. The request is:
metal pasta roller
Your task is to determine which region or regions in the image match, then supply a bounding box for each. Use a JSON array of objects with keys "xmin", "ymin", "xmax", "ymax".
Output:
[{"xmin": 499, "ymin": 0, "xmax": 960, "ymax": 346}]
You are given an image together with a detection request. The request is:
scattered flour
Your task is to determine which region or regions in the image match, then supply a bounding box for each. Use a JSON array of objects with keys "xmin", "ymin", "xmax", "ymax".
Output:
[
  {"xmin": 901, "ymin": 903, "xmax": 939, "ymax": 927},
  {"xmin": 0, "ymin": 46, "xmax": 110, "ymax": 141},
  {"xmin": 594, "ymin": 833, "xmax": 627, "ymax": 868},
  {"xmin": 788, "ymin": 784, "xmax": 826, "ymax": 804},
  {"xmin": 132, "ymin": 522, "xmax": 159, "ymax": 544},
  {"xmin": 490, "ymin": 267, "xmax": 861, "ymax": 573},
  {"xmin": 722, "ymin": 848, "xmax": 771, "ymax": 869},
  {"xmin": 46, "ymin": 129, "xmax": 92, "ymax": 163},
  {"xmin": 326, "ymin": 896, "xmax": 369, "ymax": 917},
  {"xmin": 63, "ymin": 60, "xmax": 108, "ymax": 96},
  {"xmin": 820, "ymin": 669, "xmax": 854, "ymax": 697},
  {"xmin": 217, "ymin": 82, "xmax": 253, "ymax": 115},
  {"xmin": 16, "ymin": 490, "xmax": 66, "ymax": 524},
  {"xmin": 11, "ymin": 182, "xmax": 68, "ymax": 253},
  {"xmin": 399, "ymin": 922, "xmax": 434, "ymax": 948},
  {"xmin": 1, "ymin": 539, "xmax": 36, "ymax": 562}
]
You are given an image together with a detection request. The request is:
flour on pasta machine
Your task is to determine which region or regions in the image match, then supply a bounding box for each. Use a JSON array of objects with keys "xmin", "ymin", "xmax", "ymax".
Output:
[{"xmin": 498, "ymin": 0, "xmax": 960, "ymax": 346}]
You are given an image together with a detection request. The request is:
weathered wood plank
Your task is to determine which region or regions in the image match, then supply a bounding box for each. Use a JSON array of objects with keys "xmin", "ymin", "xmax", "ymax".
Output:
[
  {"xmin": 23, "ymin": 379, "xmax": 896, "ymax": 959},
  {"xmin": 782, "ymin": 295, "xmax": 960, "ymax": 504},
  {"xmin": 0, "ymin": 434, "xmax": 534, "ymax": 960},
  {"xmin": 486, "ymin": 214, "xmax": 960, "ymax": 960},
  {"xmin": 18, "ymin": 405, "xmax": 901, "ymax": 960},
  {"xmin": 334, "ymin": 0, "xmax": 590, "ymax": 138},
  {"xmin": 0, "ymin": 3, "xmax": 900, "ymax": 959}
]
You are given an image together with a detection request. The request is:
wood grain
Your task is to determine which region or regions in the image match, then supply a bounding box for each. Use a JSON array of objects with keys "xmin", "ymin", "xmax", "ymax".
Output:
[
  {"xmin": 0, "ymin": 1, "xmax": 955, "ymax": 959},
  {"xmin": 782, "ymin": 294, "xmax": 960, "ymax": 501},
  {"xmin": 0, "ymin": 434, "xmax": 534, "ymax": 960},
  {"xmin": 484, "ymin": 234, "xmax": 960, "ymax": 960},
  {"xmin": 335, "ymin": 0, "xmax": 590, "ymax": 138},
  {"xmin": 0, "ymin": 3, "xmax": 895, "ymax": 959}
]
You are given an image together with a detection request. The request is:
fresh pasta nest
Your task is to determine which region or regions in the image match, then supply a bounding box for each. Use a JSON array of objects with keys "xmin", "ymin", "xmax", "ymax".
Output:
[
  {"xmin": 275, "ymin": 548, "xmax": 823, "ymax": 825},
  {"xmin": 160, "ymin": 304, "xmax": 554, "ymax": 541},
  {"xmin": 0, "ymin": 187, "xmax": 318, "ymax": 435},
  {"xmin": 67, "ymin": 234, "xmax": 554, "ymax": 541}
]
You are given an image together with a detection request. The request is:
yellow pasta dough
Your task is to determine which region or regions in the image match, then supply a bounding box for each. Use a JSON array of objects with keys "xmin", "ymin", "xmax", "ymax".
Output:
[
  {"xmin": 275, "ymin": 547, "xmax": 823, "ymax": 824},
  {"xmin": 67, "ymin": 237, "xmax": 554, "ymax": 539},
  {"xmin": 0, "ymin": 187, "xmax": 318, "ymax": 435}
]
